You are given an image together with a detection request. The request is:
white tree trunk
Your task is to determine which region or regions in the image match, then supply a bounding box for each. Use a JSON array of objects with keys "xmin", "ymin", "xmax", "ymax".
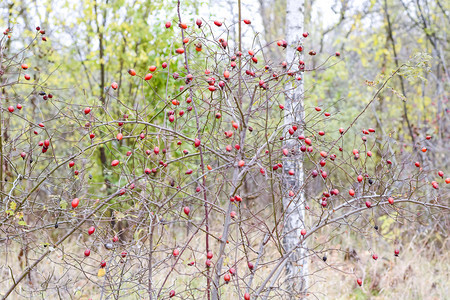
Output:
[{"xmin": 283, "ymin": 0, "xmax": 307, "ymax": 297}]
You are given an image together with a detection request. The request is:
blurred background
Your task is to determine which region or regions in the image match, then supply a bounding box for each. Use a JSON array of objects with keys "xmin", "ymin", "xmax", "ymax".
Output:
[{"xmin": 0, "ymin": 0, "xmax": 448, "ymax": 299}]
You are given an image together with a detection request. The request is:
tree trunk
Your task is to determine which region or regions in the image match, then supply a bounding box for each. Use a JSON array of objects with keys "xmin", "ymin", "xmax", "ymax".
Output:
[{"xmin": 283, "ymin": 0, "xmax": 307, "ymax": 297}]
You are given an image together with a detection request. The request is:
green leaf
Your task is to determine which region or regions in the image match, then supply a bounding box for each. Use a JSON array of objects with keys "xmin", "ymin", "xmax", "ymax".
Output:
[{"xmin": 60, "ymin": 200, "xmax": 68, "ymax": 210}]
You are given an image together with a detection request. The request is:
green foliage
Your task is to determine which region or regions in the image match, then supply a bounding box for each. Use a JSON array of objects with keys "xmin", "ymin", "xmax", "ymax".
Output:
[{"xmin": 399, "ymin": 52, "xmax": 432, "ymax": 83}]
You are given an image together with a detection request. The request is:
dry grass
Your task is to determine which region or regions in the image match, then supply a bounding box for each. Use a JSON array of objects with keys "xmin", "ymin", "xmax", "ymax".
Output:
[{"xmin": 1, "ymin": 216, "xmax": 448, "ymax": 299}]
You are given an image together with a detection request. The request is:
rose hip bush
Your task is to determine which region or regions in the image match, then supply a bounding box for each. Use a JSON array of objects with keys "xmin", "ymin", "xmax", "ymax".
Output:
[{"xmin": 0, "ymin": 4, "xmax": 448, "ymax": 300}]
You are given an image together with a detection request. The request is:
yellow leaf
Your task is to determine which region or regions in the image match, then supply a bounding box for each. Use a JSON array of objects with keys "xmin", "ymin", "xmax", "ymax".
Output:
[
  {"xmin": 98, "ymin": 268, "xmax": 106, "ymax": 277},
  {"xmin": 10, "ymin": 201, "xmax": 16, "ymax": 210},
  {"xmin": 115, "ymin": 211, "xmax": 125, "ymax": 221}
]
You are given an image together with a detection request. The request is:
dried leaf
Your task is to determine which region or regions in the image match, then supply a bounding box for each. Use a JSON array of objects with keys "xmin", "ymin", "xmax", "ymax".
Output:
[{"xmin": 97, "ymin": 268, "xmax": 106, "ymax": 277}]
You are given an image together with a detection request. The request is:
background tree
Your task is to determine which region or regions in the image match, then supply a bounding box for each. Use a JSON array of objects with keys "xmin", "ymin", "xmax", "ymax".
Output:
[{"xmin": 283, "ymin": 0, "xmax": 308, "ymax": 296}]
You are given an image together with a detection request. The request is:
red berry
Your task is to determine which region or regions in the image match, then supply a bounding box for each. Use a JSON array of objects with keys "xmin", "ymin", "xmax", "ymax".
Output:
[
  {"xmin": 111, "ymin": 160, "xmax": 119, "ymax": 167},
  {"xmin": 301, "ymin": 229, "xmax": 306, "ymax": 236},
  {"xmin": 173, "ymin": 249, "xmax": 179, "ymax": 256},
  {"xmin": 194, "ymin": 138, "xmax": 201, "ymax": 147},
  {"xmin": 144, "ymin": 73, "xmax": 153, "ymax": 81},
  {"xmin": 365, "ymin": 201, "xmax": 372, "ymax": 208},
  {"xmin": 165, "ymin": 21, "xmax": 171, "ymax": 28},
  {"xmin": 111, "ymin": 82, "xmax": 118, "ymax": 90},
  {"xmin": 244, "ymin": 293, "xmax": 251, "ymax": 300},
  {"xmin": 349, "ymin": 189, "xmax": 355, "ymax": 197},
  {"xmin": 388, "ymin": 197, "xmax": 394, "ymax": 204},
  {"xmin": 183, "ymin": 206, "xmax": 190, "ymax": 215},
  {"xmin": 128, "ymin": 69, "xmax": 136, "ymax": 76},
  {"xmin": 84, "ymin": 249, "xmax": 91, "ymax": 257},
  {"xmin": 7, "ymin": 106, "xmax": 14, "ymax": 113},
  {"xmin": 84, "ymin": 107, "xmax": 91, "ymax": 115},
  {"xmin": 357, "ymin": 278, "xmax": 362, "ymax": 286},
  {"xmin": 207, "ymin": 251, "xmax": 213, "ymax": 259},
  {"xmin": 243, "ymin": 19, "xmax": 251, "ymax": 24},
  {"xmin": 169, "ymin": 290, "xmax": 175, "ymax": 298},
  {"xmin": 71, "ymin": 198, "xmax": 79, "ymax": 208},
  {"xmin": 224, "ymin": 274, "xmax": 231, "ymax": 282},
  {"xmin": 88, "ymin": 226, "xmax": 95, "ymax": 235}
]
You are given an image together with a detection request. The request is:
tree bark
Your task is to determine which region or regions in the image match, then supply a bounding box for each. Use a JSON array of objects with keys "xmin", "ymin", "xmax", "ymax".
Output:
[
  {"xmin": 383, "ymin": 0, "xmax": 416, "ymax": 148},
  {"xmin": 283, "ymin": 0, "xmax": 307, "ymax": 297}
]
